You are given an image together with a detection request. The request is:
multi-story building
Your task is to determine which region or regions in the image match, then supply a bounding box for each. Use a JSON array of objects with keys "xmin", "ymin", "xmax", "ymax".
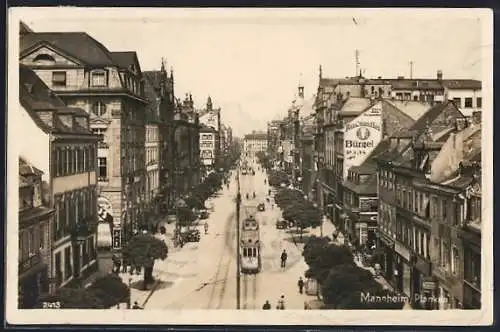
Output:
[
  {"xmin": 143, "ymin": 78, "xmax": 161, "ymax": 229},
  {"xmin": 172, "ymin": 94, "xmax": 200, "ymax": 200},
  {"xmin": 375, "ymin": 100, "xmax": 467, "ymax": 308},
  {"xmin": 19, "ymin": 65, "xmax": 99, "ymax": 290},
  {"xmin": 20, "ymin": 30, "xmax": 148, "ymax": 251},
  {"xmin": 18, "ymin": 157, "xmax": 54, "ymax": 308},
  {"xmin": 243, "ymin": 131, "xmax": 268, "ymax": 160},
  {"xmin": 199, "ymin": 96, "xmax": 221, "ymax": 167},
  {"xmin": 266, "ymin": 120, "xmax": 282, "ymax": 160},
  {"xmin": 200, "ymin": 125, "xmax": 218, "ymax": 170},
  {"xmin": 143, "ymin": 63, "xmax": 176, "ymax": 213}
]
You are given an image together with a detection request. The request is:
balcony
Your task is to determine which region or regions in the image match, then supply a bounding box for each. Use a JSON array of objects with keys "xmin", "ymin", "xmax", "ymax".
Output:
[
  {"xmin": 19, "ymin": 250, "xmax": 43, "ymax": 275},
  {"xmin": 70, "ymin": 217, "xmax": 96, "ymax": 242}
]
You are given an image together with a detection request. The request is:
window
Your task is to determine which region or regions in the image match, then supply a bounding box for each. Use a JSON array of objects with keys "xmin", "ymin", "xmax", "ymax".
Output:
[
  {"xmin": 453, "ymin": 97, "xmax": 461, "ymax": 107},
  {"xmin": 441, "ymin": 199, "xmax": 447, "ymax": 220},
  {"xmin": 91, "ymin": 71, "xmax": 107, "ymax": 87},
  {"xmin": 451, "ymin": 246, "xmax": 459, "ymax": 274},
  {"xmin": 92, "ymin": 101, "xmax": 107, "ymax": 117},
  {"xmin": 476, "ymin": 97, "xmax": 482, "ymax": 108},
  {"xmin": 52, "ymin": 71, "xmax": 67, "ymax": 87},
  {"xmin": 464, "ymin": 97, "xmax": 473, "ymax": 108},
  {"xmin": 92, "ymin": 128, "xmax": 106, "ymax": 139},
  {"xmin": 64, "ymin": 247, "xmax": 72, "ymax": 280},
  {"xmin": 98, "ymin": 157, "xmax": 107, "ymax": 179},
  {"xmin": 39, "ymin": 224, "xmax": 45, "ymax": 249},
  {"xmin": 55, "ymin": 252, "xmax": 62, "ymax": 286},
  {"xmin": 33, "ymin": 53, "xmax": 56, "ymax": 63}
]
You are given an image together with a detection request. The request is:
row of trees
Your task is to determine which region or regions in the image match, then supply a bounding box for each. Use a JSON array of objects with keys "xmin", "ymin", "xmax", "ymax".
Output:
[
  {"xmin": 255, "ymin": 151, "xmax": 272, "ymax": 171},
  {"xmin": 36, "ymin": 274, "xmax": 130, "ymax": 309},
  {"xmin": 274, "ymin": 188, "xmax": 322, "ymax": 238},
  {"xmin": 303, "ymin": 236, "xmax": 404, "ymax": 309}
]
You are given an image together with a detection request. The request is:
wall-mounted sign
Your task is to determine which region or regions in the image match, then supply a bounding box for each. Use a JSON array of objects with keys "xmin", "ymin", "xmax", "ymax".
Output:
[
  {"xmin": 112, "ymin": 228, "xmax": 121, "ymax": 249},
  {"xmin": 343, "ymin": 102, "xmax": 383, "ymax": 179}
]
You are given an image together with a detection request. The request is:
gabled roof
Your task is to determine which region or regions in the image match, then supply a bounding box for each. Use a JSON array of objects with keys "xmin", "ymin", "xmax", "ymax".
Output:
[
  {"xmin": 385, "ymin": 100, "xmax": 433, "ymax": 121},
  {"xmin": 343, "ymin": 173, "xmax": 378, "ymax": 195},
  {"xmin": 110, "ymin": 51, "xmax": 141, "ymax": 73},
  {"xmin": 20, "ymin": 32, "xmax": 115, "ymax": 66},
  {"xmin": 442, "ymin": 79, "xmax": 481, "ymax": 90},
  {"xmin": 338, "ymin": 97, "xmax": 372, "ymax": 117}
]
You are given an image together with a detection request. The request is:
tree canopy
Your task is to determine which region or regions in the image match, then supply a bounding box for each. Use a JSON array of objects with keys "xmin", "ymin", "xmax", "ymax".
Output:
[
  {"xmin": 268, "ymin": 170, "xmax": 289, "ymax": 187},
  {"xmin": 36, "ymin": 286, "xmax": 106, "ymax": 309},
  {"xmin": 87, "ymin": 274, "xmax": 130, "ymax": 308},
  {"xmin": 303, "ymin": 240, "xmax": 354, "ymax": 284},
  {"xmin": 122, "ymin": 234, "xmax": 168, "ymax": 268}
]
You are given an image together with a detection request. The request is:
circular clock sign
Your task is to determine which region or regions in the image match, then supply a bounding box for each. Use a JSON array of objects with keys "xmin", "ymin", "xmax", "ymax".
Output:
[{"xmin": 356, "ymin": 127, "xmax": 371, "ymax": 141}]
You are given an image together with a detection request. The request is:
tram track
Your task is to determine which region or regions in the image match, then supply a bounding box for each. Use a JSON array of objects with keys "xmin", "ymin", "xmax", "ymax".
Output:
[{"xmin": 206, "ymin": 211, "xmax": 235, "ymax": 309}]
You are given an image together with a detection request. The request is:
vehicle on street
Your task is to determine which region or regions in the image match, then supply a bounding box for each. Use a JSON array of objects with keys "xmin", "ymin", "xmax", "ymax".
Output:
[
  {"xmin": 198, "ymin": 209, "xmax": 209, "ymax": 219},
  {"xmin": 257, "ymin": 203, "xmax": 265, "ymax": 211},
  {"xmin": 241, "ymin": 215, "xmax": 261, "ymax": 273},
  {"xmin": 180, "ymin": 228, "xmax": 201, "ymax": 242},
  {"xmin": 276, "ymin": 219, "xmax": 288, "ymax": 229}
]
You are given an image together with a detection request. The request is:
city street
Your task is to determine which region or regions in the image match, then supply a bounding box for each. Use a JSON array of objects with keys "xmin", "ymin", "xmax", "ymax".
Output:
[{"xmin": 142, "ymin": 162, "xmax": 314, "ymax": 310}]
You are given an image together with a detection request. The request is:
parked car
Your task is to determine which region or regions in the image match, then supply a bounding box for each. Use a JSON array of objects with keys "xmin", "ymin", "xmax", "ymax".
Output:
[
  {"xmin": 257, "ymin": 203, "xmax": 265, "ymax": 212},
  {"xmin": 181, "ymin": 229, "xmax": 201, "ymax": 242},
  {"xmin": 276, "ymin": 219, "xmax": 288, "ymax": 229},
  {"xmin": 199, "ymin": 209, "xmax": 209, "ymax": 219}
]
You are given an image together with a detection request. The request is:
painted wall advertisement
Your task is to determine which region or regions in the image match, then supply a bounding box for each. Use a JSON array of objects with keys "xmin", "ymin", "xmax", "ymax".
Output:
[{"xmin": 343, "ymin": 102, "xmax": 383, "ymax": 180}]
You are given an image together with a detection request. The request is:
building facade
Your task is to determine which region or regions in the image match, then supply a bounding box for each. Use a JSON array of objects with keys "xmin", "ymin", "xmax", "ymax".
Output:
[
  {"xmin": 200, "ymin": 125, "xmax": 218, "ymax": 169},
  {"xmin": 243, "ymin": 131, "xmax": 268, "ymax": 160},
  {"xmin": 20, "ymin": 32, "xmax": 148, "ymax": 251},
  {"xmin": 18, "ymin": 157, "xmax": 54, "ymax": 308},
  {"xmin": 143, "ymin": 63, "xmax": 176, "ymax": 214},
  {"xmin": 199, "ymin": 96, "xmax": 221, "ymax": 167},
  {"xmin": 19, "ymin": 65, "xmax": 100, "ymax": 291},
  {"xmin": 375, "ymin": 101, "xmax": 469, "ymax": 309}
]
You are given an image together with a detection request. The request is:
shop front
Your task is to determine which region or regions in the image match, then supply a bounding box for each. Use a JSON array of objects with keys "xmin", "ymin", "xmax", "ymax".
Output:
[
  {"xmin": 18, "ymin": 260, "xmax": 49, "ymax": 309},
  {"xmin": 412, "ymin": 257, "xmax": 435, "ymax": 309},
  {"xmin": 394, "ymin": 241, "xmax": 413, "ymax": 298},
  {"xmin": 376, "ymin": 229, "xmax": 395, "ymax": 282}
]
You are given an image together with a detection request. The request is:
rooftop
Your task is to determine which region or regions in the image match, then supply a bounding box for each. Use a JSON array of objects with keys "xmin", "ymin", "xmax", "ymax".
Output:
[{"xmin": 21, "ymin": 31, "xmax": 115, "ymax": 66}]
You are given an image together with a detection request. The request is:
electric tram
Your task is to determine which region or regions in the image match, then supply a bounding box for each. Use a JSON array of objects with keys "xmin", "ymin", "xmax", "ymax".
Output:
[{"xmin": 240, "ymin": 215, "xmax": 261, "ymax": 274}]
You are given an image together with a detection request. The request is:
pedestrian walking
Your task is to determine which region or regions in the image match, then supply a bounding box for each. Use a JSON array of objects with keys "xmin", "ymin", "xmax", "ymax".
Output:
[
  {"xmin": 204, "ymin": 222, "xmax": 209, "ymax": 235},
  {"xmin": 297, "ymin": 277, "xmax": 304, "ymax": 294},
  {"xmin": 276, "ymin": 295, "xmax": 285, "ymax": 310},
  {"xmin": 262, "ymin": 300, "xmax": 271, "ymax": 310},
  {"xmin": 132, "ymin": 301, "xmax": 143, "ymax": 309},
  {"xmin": 280, "ymin": 250, "xmax": 288, "ymax": 268},
  {"xmin": 112, "ymin": 254, "xmax": 121, "ymax": 274}
]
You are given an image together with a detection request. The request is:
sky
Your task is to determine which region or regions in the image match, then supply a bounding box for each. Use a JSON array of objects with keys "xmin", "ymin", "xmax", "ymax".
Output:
[{"xmin": 15, "ymin": 8, "xmax": 486, "ymax": 137}]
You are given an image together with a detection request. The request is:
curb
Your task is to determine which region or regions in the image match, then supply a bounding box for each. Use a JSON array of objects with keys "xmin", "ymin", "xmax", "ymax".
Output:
[{"xmin": 141, "ymin": 279, "xmax": 161, "ymax": 308}]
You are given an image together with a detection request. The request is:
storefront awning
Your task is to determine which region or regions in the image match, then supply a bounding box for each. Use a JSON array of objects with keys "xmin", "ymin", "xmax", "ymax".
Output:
[{"xmin": 97, "ymin": 222, "xmax": 112, "ymax": 248}]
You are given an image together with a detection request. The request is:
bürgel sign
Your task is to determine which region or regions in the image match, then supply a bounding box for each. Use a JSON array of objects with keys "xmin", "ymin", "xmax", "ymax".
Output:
[{"xmin": 343, "ymin": 102, "xmax": 383, "ymax": 179}]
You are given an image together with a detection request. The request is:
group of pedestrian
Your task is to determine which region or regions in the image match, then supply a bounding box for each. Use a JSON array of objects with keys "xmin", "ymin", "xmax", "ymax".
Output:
[
  {"xmin": 112, "ymin": 254, "xmax": 142, "ymax": 275},
  {"xmin": 262, "ymin": 295, "xmax": 286, "ymax": 310}
]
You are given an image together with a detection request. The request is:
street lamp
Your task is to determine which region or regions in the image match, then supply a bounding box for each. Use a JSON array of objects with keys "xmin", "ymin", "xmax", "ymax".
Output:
[{"xmin": 235, "ymin": 168, "xmax": 241, "ymax": 310}]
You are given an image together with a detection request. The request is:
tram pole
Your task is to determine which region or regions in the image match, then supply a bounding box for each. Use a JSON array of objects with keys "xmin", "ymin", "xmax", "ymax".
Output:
[{"xmin": 236, "ymin": 167, "xmax": 241, "ymax": 310}]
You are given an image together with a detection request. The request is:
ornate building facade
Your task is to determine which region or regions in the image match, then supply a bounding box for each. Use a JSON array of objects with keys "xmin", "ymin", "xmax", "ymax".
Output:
[{"xmin": 20, "ymin": 31, "xmax": 148, "ymax": 252}]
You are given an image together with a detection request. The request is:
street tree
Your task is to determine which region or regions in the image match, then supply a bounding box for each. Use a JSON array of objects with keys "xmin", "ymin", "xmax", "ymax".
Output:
[
  {"xmin": 303, "ymin": 243, "xmax": 355, "ymax": 284},
  {"xmin": 122, "ymin": 234, "xmax": 168, "ymax": 290},
  {"xmin": 321, "ymin": 263, "xmax": 378, "ymax": 307},
  {"xmin": 176, "ymin": 205, "xmax": 197, "ymax": 227},
  {"xmin": 87, "ymin": 274, "xmax": 130, "ymax": 308},
  {"xmin": 268, "ymin": 170, "xmax": 289, "ymax": 187},
  {"xmin": 36, "ymin": 287, "xmax": 106, "ymax": 309}
]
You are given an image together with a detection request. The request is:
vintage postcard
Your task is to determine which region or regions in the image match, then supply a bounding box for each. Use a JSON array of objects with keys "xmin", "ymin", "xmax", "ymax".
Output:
[{"xmin": 6, "ymin": 7, "xmax": 493, "ymax": 326}]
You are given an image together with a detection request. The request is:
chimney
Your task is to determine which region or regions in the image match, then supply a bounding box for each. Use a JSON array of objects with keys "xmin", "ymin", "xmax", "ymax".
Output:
[
  {"xmin": 397, "ymin": 76, "xmax": 405, "ymax": 80},
  {"xmin": 437, "ymin": 70, "xmax": 443, "ymax": 81}
]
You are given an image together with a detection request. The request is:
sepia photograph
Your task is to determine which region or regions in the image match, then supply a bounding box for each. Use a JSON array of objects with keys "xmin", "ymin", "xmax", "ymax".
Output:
[{"xmin": 6, "ymin": 7, "xmax": 493, "ymax": 326}]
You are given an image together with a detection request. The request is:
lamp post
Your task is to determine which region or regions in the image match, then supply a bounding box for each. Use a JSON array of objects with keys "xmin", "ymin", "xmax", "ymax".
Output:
[
  {"xmin": 127, "ymin": 277, "xmax": 132, "ymax": 309},
  {"xmin": 236, "ymin": 168, "xmax": 241, "ymax": 310}
]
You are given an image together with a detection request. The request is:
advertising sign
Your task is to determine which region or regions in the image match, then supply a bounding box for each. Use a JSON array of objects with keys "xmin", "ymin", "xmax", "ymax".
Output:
[{"xmin": 343, "ymin": 102, "xmax": 383, "ymax": 180}]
